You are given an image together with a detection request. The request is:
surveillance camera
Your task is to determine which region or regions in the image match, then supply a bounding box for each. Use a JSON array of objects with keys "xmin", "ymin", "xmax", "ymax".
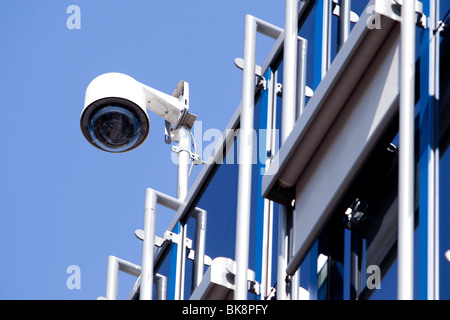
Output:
[
  {"xmin": 80, "ymin": 72, "xmax": 195, "ymax": 153},
  {"xmin": 80, "ymin": 73, "xmax": 150, "ymax": 153}
]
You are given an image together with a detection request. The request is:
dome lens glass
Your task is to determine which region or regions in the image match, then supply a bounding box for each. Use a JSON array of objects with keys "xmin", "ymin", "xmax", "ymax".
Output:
[{"xmin": 89, "ymin": 105, "xmax": 141, "ymax": 152}]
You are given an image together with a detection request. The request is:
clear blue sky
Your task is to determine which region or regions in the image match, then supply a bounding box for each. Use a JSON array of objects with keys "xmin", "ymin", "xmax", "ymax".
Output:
[{"xmin": 0, "ymin": 1, "xmax": 285, "ymax": 299}]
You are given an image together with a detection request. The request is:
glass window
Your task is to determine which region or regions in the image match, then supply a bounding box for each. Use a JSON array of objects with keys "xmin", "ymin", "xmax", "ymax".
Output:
[
  {"xmin": 330, "ymin": 4, "xmax": 339, "ymax": 64},
  {"xmin": 153, "ymin": 242, "xmax": 174, "ymax": 300},
  {"xmin": 293, "ymin": 108, "xmax": 434, "ymax": 300},
  {"xmin": 439, "ymin": 147, "xmax": 450, "ymax": 300},
  {"xmin": 334, "ymin": 126, "xmax": 400, "ymax": 300},
  {"xmin": 298, "ymin": 0, "xmax": 368, "ymax": 102},
  {"xmin": 440, "ymin": 0, "xmax": 450, "ymax": 25},
  {"xmin": 351, "ymin": 0, "xmax": 370, "ymax": 21},
  {"xmin": 183, "ymin": 215, "xmax": 198, "ymax": 299},
  {"xmin": 195, "ymin": 147, "xmax": 239, "ymax": 264},
  {"xmin": 181, "ymin": 95, "xmax": 266, "ymax": 299}
]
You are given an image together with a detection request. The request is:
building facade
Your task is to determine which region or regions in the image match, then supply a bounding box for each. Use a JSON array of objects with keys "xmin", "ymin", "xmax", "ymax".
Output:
[{"xmin": 103, "ymin": 0, "xmax": 450, "ymax": 300}]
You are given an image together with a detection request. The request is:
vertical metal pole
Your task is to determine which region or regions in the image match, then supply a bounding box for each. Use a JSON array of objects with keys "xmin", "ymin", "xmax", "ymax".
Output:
[
  {"xmin": 428, "ymin": 0, "xmax": 440, "ymax": 300},
  {"xmin": 154, "ymin": 274, "xmax": 168, "ymax": 300},
  {"xmin": 296, "ymin": 38, "xmax": 307, "ymax": 119},
  {"xmin": 289, "ymin": 42, "xmax": 306, "ymax": 302},
  {"xmin": 398, "ymin": 0, "xmax": 416, "ymax": 300},
  {"xmin": 290, "ymin": 218, "xmax": 300, "ymax": 299},
  {"xmin": 105, "ymin": 255, "xmax": 119, "ymax": 300},
  {"xmin": 277, "ymin": 0, "xmax": 299, "ymax": 301},
  {"xmin": 174, "ymin": 83, "xmax": 192, "ymax": 298},
  {"xmin": 193, "ymin": 210, "xmax": 207, "ymax": 290},
  {"xmin": 257, "ymin": 68, "xmax": 273, "ymax": 300},
  {"xmin": 175, "ymin": 224, "xmax": 187, "ymax": 300},
  {"xmin": 177, "ymin": 125, "xmax": 191, "ymax": 201},
  {"xmin": 260, "ymin": 200, "xmax": 273, "ymax": 300},
  {"xmin": 277, "ymin": 207, "xmax": 289, "ymax": 300},
  {"xmin": 323, "ymin": 0, "xmax": 331, "ymax": 73},
  {"xmin": 338, "ymin": 0, "xmax": 351, "ymax": 50},
  {"xmin": 140, "ymin": 188, "xmax": 157, "ymax": 300},
  {"xmin": 350, "ymin": 233, "xmax": 361, "ymax": 300},
  {"xmin": 235, "ymin": 14, "xmax": 257, "ymax": 300},
  {"xmin": 175, "ymin": 109, "xmax": 191, "ymax": 299},
  {"xmin": 282, "ymin": 0, "xmax": 299, "ymax": 140}
]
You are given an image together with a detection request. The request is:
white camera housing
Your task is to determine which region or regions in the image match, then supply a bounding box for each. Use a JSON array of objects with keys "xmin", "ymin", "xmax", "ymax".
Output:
[{"xmin": 80, "ymin": 72, "xmax": 195, "ymax": 153}]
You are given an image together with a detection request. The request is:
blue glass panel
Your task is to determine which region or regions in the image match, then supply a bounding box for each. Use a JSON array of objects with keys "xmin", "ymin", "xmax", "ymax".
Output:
[
  {"xmin": 247, "ymin": 95, "xmax": 263, "ymax": 300},
  {"xmin": 313, "ymin": 0, "xmax": 325, "ymax": 89},
  {"xmin": 275, "ymin": 59, "xmax": 284, "ymax": 137},
  {"xmin": 369, "ymin": 258, "xmax": 397, "ymax": 300},
  {"xmin": 183, "ymin": 215, "xmax": 197, "ymax": 299},
  {"xmin": 331, "ymin": 0, "xmax": 370, "ymax": 68},
  {"xmin": 298, "ymin": 1, "xmax": 317, "ymax": 102},
  {"xmin": 440, "ymin": 0, "xmax": 450, "ymax": 23},
  {"xmin": 153, "ymin": 243, "xmax": 173, "ymax": 299},
  {"xmin": 351, "ymin": 0, "xmax": 370, "ymax": 18},
  {"xmin": 198, "ymin": 151, "xmax": 239, "ymax": 261},
  {"xmin": 439, "ymin": 149, "xmax": 450, "ymax": 299},
  {"xmin": 417, "ymin": 0, "xmax": 433, "ymax": 300},
  {"xmin": 331, "ymin": 5, "xmax": 339, "ymax": 64},
  {"xmin": 254, "ymin": 69, "xmax": 271, "ymax": 290},
  {"xmin": 184, "ymin": 96, "xmax": 264, "ymax": 299},
  {"xmin": 269, "ymin": 203, "xmax": 279, "ymax": 299},
  {"xmin": 168, "ymin": 222, "xmax": 181, "ymax": 300}
]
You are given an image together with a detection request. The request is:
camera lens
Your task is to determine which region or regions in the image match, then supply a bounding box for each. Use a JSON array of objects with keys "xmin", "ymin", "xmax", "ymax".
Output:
[
  {"xmin": 89, "ymin": 105, "xmax": 141, "ymax": 152},
  {"xmin": 81, "ymin": 97, "xmax": 149, "ymax": 153}
]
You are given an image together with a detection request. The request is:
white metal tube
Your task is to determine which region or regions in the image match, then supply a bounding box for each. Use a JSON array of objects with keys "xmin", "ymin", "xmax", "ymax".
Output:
[
  {"xmin": 193, "ymin": 210, "xmax": 207, "ymax": 290},
  {"xmin": 234, "ymin": 13, "xmax": 282, "ymax": 301},
  {"xmin": 254, "ymin": 17, "xmax": 284, "ymax": 38},
  {"xmin": 277, "ymin": 207, "xmax": 289, "ymax": 300},
  {"xmin": 428, "ymin": 0, "xmax": 440, "ymax": 300},
  {"xmin": 174, "ymin": 223, "xmax": 187, "ymax": 300},
  {"xmin": 398, "ymin": 0, "xmax": 416, "ymax": 300},
  {"xmin": 154, "ymin": 189, "xmax": 184, "ymax": 210},
  {"xmin": 296, "ymin": 38, "xmax": 307, "ymax": 119},
  {"xmin": 350, "ymin": 234, "xmax": 361, "ymax": 299},
  {"xmin": 322, "ymin": 0, "xmax": 331, "ymax": 74},
  {"xmin": 282, "ymin": 0, "xmax": 299, "ymax": 141},
  {"xmin": 154, "ymin": 274, "xmax": 168, "ymax": 300},
  {"xmin": 140, "ymin": 188, "xmax": 157, "ymax": 300},
  {"xmin": 260, "ymin": 74, "xmax": 276, "ymax": 300},
  {"xmin": 117, "ymin": 257, "xmax": 141, "ymax": 277},
  {"xmin": 277, "ymin": 0, "xmax": 299, "ymax": 301},
  {"xmin": 171, "ymin": 125, "xmax": 191, "ymax": 299},
  {"xmin": 177, "ymin": 125, "xmax": 191, "ymax": 201},
  {"xmin": 339, "ymin": 0, "xmax": 351, "ymax": 49},
  {"xmin": 260, "ymin": 200, "xmax": 272, "ymax": 300},
  {"xmin": 105, "ymin": 256, "xmax": 141, "ymax": 300},
  {"xmin": 235, "ymin": 14, "xmax": 257, "ymax": 300},
  {"xmin": 174, "ymin": 124, "xmax": 191, "ymax": 300},
  {"xmin": 105, "ymin": 255, "xmax": 119, "ymax": 300}
]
